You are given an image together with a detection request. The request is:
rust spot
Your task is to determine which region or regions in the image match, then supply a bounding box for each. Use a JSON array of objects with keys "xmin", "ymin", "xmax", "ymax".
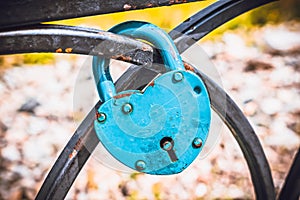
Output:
[
  {"xmin": 113, "ymin": 92, "xmax": 133, "ymax": 99},
  {"xmin": 169, "ymin": 0, "xmax": 187, "ymax": 4},
  {"xmin": 123, "ymin": 4, "xmax": 132, "ymax": 10},
  {"xmin": 147, "ymin": 3, "xmax": 153, "ymax": 7},
  {"xmin": 55, "ymin": 48, "xmax": 63, "ymax": 53},
  {"xmin": 112, "ymin": 55, "xmax": 133, "ymax": 62},
  {"xmin": 65, "ymin": 48, "xmax": 73, "ymax": 53},
  {"xmin": 184, "ymin": 62, "xmax": 195, "ymax": 72},
  {"xmin": 95, "ymin": 111, "xmax": 102, "ymax": 120},
  {"xmin": 69, "ymin": 149, "xmax": 77, "ymax": 159},
  {"xmin": 74, "ymin": 137, "xmax": 83, "ymax": 151},
  {"xmin": 149, "ymin": 81, "xmax": 155, "ymax": 87},
  {"xmin": 175, "ymin": 0, "xmax": 187, "ymax": 3}
]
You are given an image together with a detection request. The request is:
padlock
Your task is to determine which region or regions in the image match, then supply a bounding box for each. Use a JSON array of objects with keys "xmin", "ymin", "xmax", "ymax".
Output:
[{"xmin": 93, "ymin": 21, "xmax": 211, "ymax": 175}]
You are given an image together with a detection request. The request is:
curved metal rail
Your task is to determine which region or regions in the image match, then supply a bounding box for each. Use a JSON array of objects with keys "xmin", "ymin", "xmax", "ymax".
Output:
[
  {"xmin": 0, "ymin": 0, "xmax": 202, "ymax": 29},
  {"xmin": 193, "ymin": 67, "xmax": 275, "ymax": 199},
  {"xmin": 0, "ymin": 0, "xmax": 275, "ymax": 199},
  {"xmin": 0, "ymin": 0, "xmax": 277, "ymax": 64},
  {"xmin": 171, "ymin": 0, "xmax": 277, "ymax": 54},
  {"xmin": 36, "ymin": 64, "xmax": 275, "ymax": 199},
  {"xmin": 35, "ymin": 67, "xmax": 158, "ymax": 199},
  {"xmin": 0, "ymin": 25, "xmax": 153, "ymax": 66}
]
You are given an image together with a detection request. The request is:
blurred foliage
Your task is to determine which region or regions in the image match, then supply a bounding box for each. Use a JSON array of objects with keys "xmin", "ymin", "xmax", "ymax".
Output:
[
  {"xmin": 152, "ymin": 183, "xmax": 162, "ymax": 200},
  {"xmin": 0, "ymin": 53, "xmax": 54, "ymax": 68},
  {"xmin": 129, "ymin": 172, "xmax": 140, "ymax": 180},
  {"xmin": 250, "ymin": 0, "xmax": 300, "ymax": 25},
  {"xmin": 23, "ymin": 53, "xmax": 54, "ymax": 65},
  {"xmin": 1, "ymin": 0, "xmax": 299, "ymax": 66},
  {"xmin": 0, "ymin": 55, "xmax": 24, "ymax": 68},
  {"xmin": 199, "ymin": 1, "xmax": 300, "ymax": 40}
]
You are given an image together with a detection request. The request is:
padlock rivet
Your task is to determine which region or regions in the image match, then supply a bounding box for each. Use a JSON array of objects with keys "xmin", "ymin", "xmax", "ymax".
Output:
[
  {"xmin": 192, "ymin": 137, "xmax": 203, "ymax": 148},
  {"xmin": 135, "ymin": 160, "xmax": 146, "ymax": 171},
  {"xmin": 122, "ymin": 103, "xmax": 133, "ymax": 114},
  {"xmin": 97, "ymin": 112, "xmax": 106, "ymax": 123},
  {"xmin": 173, "ymin": 72, "xmax": 183, "ymax": 82}
]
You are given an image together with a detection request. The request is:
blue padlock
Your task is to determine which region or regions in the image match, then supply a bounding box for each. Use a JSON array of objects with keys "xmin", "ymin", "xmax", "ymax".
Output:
[{"xmin": 93, "ymin": 21, "xmax": 211, "ymax": 175}]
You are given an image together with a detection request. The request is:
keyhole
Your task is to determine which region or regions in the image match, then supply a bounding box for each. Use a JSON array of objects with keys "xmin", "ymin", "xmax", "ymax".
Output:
[{"xmin": 160, "ymin": 137, "xmax": 178, "ymax": 162}]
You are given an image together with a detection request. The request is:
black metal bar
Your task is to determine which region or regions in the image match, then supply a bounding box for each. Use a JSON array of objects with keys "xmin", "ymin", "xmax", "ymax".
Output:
[
  {"xmin": 36, "ymin": 63, "xmax": 275, "ymax": 199},
  {"xmin": 0, "ymin": 0, "xmax": 278, "ymax": 65},
  {"xmin": 116, "ymin": 64, "xmax": 276, "ymax": 200},
  {"xmin": 35, "ymin": 103, "xmax": 100, "ymax": 200},
  {"xmin": 35, "ymin": 66, "xmax": 158, "ymax": 200},
  {"xmin": 190, "ymin": 65, "xmax": 275, "ymax": 200},
  {"xmin": 0, "ymin": 25, "xmax": 153, "ymax": 66},
  {"xmin": 0, "ymin": 0, "xmax": 203, "ymax": 29},
  {"xmin": 170, "ymin": 0, "xmax": 278, "ymax": 54},
  {"xmin": 278, "ymin": 148, "xmax": 300, "ymax": 200}
]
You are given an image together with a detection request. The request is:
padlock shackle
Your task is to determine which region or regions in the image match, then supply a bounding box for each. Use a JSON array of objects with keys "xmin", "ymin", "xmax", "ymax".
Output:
[
  {"xmin": 92, "ymin": 56, "xmax": 116, "ymax": 102},
  {"xmin": 93, "ymin": 21, "xmax": 184, "ymax": 102},
  {"xmin": 108, "ymin": 21, "xmax": 184, "ymax": 72}
]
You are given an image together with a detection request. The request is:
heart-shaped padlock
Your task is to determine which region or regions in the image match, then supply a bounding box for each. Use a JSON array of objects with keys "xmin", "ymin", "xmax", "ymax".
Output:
[{"xmin": 93, "ymin": 21, "xmax": 211, "ymax": 175}]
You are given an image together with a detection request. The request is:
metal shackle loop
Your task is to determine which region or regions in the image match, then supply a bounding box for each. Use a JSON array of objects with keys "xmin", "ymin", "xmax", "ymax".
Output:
[{"xmin": 93, "ymin": 21, "xmax": 185, "ymax": 102}]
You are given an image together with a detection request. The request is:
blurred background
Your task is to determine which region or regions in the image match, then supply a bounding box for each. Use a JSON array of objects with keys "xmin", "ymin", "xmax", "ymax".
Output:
[{"xmin": 0, "ymin": 0, "xmax": 299, "ymax": 199}]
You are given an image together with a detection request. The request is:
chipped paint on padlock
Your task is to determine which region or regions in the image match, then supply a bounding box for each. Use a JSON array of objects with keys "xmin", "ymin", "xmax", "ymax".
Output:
[
  {"xmin": 93, "ymin": 21, "xmax": 211, "ymax": 175},
  {"xmin": 94, "ymin": 70, "xmax": 211, "ymax": 175}
]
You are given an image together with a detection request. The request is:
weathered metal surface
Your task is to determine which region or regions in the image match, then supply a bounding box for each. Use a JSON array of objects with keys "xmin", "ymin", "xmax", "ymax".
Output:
[
  {"xmin": 35, "ymin": 102, "xmax": 101, "ymax": 200},
  {"xmin": 94, "ymin": 69, "xmax": 211, "ymax": 175},
  {"xmin": 0, "ymin": 25, "xmax": 153, "ymax": 66},
  {"xmin": 190, "ymin": 64, "xmax": 276, "ymax": 200},
  {"xmin": 0, "ymin": 0, "xmax": 203, "ymax": 29},
  {"xmin": 0, "ymin": 0, "xmax": 278, "ymax": 66}
]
